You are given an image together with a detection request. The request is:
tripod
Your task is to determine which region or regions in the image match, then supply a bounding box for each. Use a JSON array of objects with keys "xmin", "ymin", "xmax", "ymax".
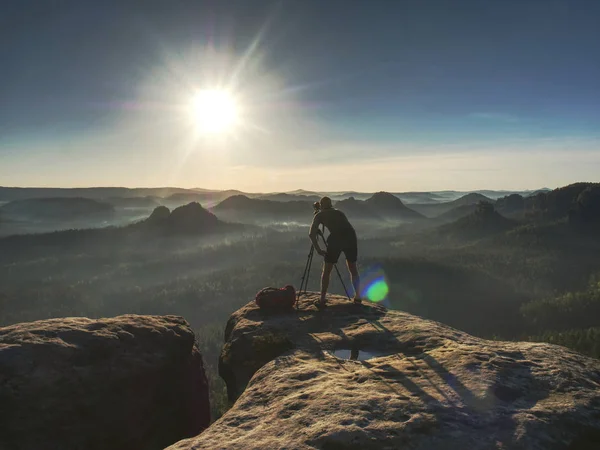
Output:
[{"xmin": 297, "ymin": 225, "xmax": 351, "ymax": 309}]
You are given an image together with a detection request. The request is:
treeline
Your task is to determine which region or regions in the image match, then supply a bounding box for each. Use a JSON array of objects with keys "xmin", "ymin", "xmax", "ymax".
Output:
[
  {"xmin": 521, "ymin": 274, "xmax": 600, "ymax": 331},
  {"xmin": 519, "ymin": 274, "xmax": 600, "ymax": 359},
  {"xmin": 526, "ymin": 328, "xmax": 600, "ymax": 359}
]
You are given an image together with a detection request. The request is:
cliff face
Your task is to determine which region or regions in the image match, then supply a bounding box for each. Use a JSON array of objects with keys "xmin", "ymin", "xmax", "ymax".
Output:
[
  {"xmin": 0, "ymin": 315, "xmax": 209, "ymax": 450},
  {"xmin": 170, "ymin": 294, "xmax": 600, "ymax": 450}
]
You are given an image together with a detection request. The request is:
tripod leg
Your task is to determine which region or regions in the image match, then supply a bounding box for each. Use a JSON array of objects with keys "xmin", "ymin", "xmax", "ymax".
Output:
[
  {"xmin": 297, "ymin": 245, "xmax": 314, "ymax": 309},
  {"xmin": 302, "ymin": 246, "xmax": 314, "ymax": 293}
]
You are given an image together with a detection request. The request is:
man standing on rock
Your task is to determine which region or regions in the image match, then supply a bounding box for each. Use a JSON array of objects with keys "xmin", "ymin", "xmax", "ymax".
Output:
[{"xmin": 309, "ymin": 196, "xmax": 361, "ymax": 309}]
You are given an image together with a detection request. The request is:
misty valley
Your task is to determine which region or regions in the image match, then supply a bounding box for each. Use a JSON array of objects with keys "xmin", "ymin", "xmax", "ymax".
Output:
[{"xmin": 1, "ymin": 183, "xmax": 600, "ymax": 421}]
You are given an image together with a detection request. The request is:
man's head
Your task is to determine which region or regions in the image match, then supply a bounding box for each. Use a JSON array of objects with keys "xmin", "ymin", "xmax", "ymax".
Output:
[{"xmin": 320, "ymin": 196, "xmax": 333, "ymax": 209}]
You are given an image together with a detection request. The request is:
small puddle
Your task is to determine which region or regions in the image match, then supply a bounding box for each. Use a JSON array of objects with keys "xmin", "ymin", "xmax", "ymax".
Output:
[{"xmin": 327, "ymin": 348, "xmax": 390, "ymax": 361}]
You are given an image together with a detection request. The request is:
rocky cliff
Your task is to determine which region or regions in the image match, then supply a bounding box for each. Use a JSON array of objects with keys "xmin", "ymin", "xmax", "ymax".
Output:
[
  {"xmin": 169, "ymin": 294, "xmax": 600, "ymax": 450},
  {"xmin": 0, "ymin": 315, "xmax": 209, "ymax": 450}
]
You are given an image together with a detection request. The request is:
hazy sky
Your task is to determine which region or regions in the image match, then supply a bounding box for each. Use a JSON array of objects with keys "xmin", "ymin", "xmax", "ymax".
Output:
[{"xmin": 1, "ymin": 0, "xmax": 599, "ymax": 192}]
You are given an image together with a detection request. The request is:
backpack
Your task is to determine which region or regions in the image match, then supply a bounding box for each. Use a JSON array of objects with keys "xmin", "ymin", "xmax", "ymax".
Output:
[{"xmin": 255, "ymin": 285, "xmax": 296, "ymax": 311}]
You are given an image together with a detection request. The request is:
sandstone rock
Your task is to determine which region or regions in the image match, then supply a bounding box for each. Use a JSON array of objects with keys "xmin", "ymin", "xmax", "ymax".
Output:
[
  {"xmin": 0, "ymin": 315, "xmax": 209, "ymax": 450},
  {"xmin": 169, "ymin": 294, "xmax": 600, "ymax": 450}
]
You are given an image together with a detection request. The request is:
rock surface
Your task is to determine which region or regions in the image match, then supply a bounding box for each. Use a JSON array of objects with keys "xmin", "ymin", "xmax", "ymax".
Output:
[
  {"xmin": 0, "ymin": 315, "xmax": 209, "ymax": 450},
  {"xmin": 169, "ymin": 293, "xmax": 600, "ymax": 450}
]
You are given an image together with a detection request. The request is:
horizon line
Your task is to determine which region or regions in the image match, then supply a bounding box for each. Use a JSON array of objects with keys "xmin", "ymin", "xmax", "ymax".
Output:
[{"xmin": 0, "ymin": 184, "xmax": 559, "ymax": 194}]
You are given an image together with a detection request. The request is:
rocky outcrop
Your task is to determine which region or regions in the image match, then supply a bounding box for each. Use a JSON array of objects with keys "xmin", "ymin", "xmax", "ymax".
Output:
[
  {"xmin": 148, "ymin": 205, "xmax": 172, "ymax": 222},
  {"xmin": 169, "ymin": 202, "xmax": 219, "ymax": 232},
  {"xmin": 0, "ymin": 315, "xmax": 209, "ymax": 450},
  {"xmin": 141, "ymin": 202, "xmax": 220, "ymax": 234},
  {"xmin": 169, "ymin": 294, "xmax": 600, "ymax": 450}
]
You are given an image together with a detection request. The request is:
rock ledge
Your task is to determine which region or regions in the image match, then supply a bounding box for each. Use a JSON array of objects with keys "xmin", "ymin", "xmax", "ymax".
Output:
[{"xmin": 170, "ymin": 294, "xmax": 600, "ymax": 450}]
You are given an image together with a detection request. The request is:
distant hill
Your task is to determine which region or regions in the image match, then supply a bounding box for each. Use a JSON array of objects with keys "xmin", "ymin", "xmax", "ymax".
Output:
[
  {"xmin": 364, "ymin": 192, "xmax": 425, "ymax": 219},
  {"xmin": 0, "ymin": 187, "xmax": 195, "ymax": 202},
  {"xmin": 329, "ymin": 192, "xmax": 374, "ymax": 201},
  {"xmin": 525, "ymin": 183, "xmax": 598, "ymax": 220},
  {"xmin": 473, "ymin": 189, "xmax": 550, "ymax": 200},
  {"xmin": 286, "ymin": 189, "xmax": 323, "ymax": 197},
  {"xmin": 393, "ymin": 189, "xmax": 551, "ymax": 204},
  {"xmin": 211, "ymin": 195, "xmax": 312, "ymax": 223},
  {"xmin": 258, "ymin": 193, "xmax": 321, "ymax": 203},
  {"xmin": 2, "ymin": 186, "xmax": 553, "ymax": 206},
  {"xmin": 164, "ymin": 192, "xmax": 211, "ymax": 205},
  {"xmin": 0, "ymin": 202, "xmax": 233, "ymax": 254},
  {"xmin": 568, "ymin": 184, "xmax": 600, "ymax": 230},
  {"xmin": 1, "ymin": 197, "xmax": 114, "ymax": 221},
  {"xmin": 163, "ymin": 190, "xmax": 259, "ymax": 208},
  {"xmin": 525, "ymin": 188, "xmax": 552, "ymax": 197},
  {"xmin": 435, "ymin": 204, "xmax": 478, "ymax": 223},
  {"xmin": 492, "ymin": 183, "xmax": 600, "ymax": 222},
  {"xmin": 452, "ymin": 193, "xmax": 494, "ymax": 206},
  {"xmin": 139, "ymin": 202, "xmax": 220, "ymax": 234},
  {"xmin": 335, "ymin": 192, "xmax": 424, "ymax": 222},
  {"xmin": 436, "ymin": 193, "xmax": 523, "ymax": 223},
  {"xmin": 494, "ymin": 194, "xmax": 527, "ymax": 218},
  {"xmin": 106, "ymin": 196, "xmax": 162, "ymax": 208},
  {"xmin": 211, "ymin": 192, "xmax": 423, "ymax": 224},
  {"xmin": 410, "ymin": 193, "xmax": 495, "ymax": 218},
  {"xmin": 335, "ymin": 197, "xmax": 378, "ymax": 219},
  {"xmin": 439, "ymin": 202, "xmax": 517, "ymax": 239},
  {"xmin": 395, "ymin": 192, "xmax": 445, "ymax": 204}
]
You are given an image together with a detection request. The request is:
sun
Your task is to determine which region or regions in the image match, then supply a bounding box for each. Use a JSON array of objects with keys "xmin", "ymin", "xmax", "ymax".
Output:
[{"xmin": 191, "ymin": 89, "xmax": 239, "ymax": 134}]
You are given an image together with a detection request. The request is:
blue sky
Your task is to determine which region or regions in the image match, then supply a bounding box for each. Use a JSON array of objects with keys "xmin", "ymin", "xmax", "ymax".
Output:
[{"xmin": 1, "ymin": 0, "xmax": 599, "ymax": 191}]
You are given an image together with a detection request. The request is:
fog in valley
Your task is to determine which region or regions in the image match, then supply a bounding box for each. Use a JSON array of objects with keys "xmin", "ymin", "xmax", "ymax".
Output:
[{"xmin": 2, "ymin": 184, "xmax": 600, "ymax": 419}]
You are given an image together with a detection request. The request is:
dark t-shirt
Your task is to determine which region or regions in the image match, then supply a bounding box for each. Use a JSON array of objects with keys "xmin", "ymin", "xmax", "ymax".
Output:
[{"xmin": 309, "ymin": 208, "xmax": 355, "ymax": 239}]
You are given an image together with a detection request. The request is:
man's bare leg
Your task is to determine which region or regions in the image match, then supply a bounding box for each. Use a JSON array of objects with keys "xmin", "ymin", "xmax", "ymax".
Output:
[
  {"xmin": 347, "ymin": 261, "xmax": 360, "ymax": 300},
  {"xmin": 320, "ymin": 262, "xmax": 334, "ymax": 304}
]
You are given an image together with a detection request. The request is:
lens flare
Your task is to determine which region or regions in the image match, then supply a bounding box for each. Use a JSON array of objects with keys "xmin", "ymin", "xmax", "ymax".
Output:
[
  {"xmin": 365, "ymin": 277, "xmax": 389, "ymax": 302},
  {"xmin": 360, "ymin": 265, "xmax": 390, "ymax": 303}
]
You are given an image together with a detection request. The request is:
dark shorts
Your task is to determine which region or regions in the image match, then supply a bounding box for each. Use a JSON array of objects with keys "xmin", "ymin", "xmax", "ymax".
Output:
[{"xmin": 325, "ymin": 233, "xmax": 358, "ymax": 264}]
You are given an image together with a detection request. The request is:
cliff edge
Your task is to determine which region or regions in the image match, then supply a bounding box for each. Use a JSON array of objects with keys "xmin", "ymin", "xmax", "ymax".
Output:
[{"xmin": 170, "ymin": 293, "xmax": 600, "ymax": 449}]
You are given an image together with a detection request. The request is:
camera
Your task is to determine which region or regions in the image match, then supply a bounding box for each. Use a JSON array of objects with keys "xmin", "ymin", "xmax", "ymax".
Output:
[{"xmin": 313, "ymin": 201, "xmax": 320, "ymax": 213}]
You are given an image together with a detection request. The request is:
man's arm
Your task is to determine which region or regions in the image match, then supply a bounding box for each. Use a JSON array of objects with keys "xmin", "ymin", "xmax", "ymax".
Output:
[{"xmin": 308, "ymin": 213, "xmax": 326, "ymax": 255}]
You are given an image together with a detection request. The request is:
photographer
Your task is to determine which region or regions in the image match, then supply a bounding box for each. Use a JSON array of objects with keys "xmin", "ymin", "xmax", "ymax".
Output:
[{"xmin": 309, "ymin": 196, "xmax": 361, "ymax": 309}]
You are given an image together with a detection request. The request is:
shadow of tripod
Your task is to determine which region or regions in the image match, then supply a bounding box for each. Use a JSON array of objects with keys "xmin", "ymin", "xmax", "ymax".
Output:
[{"xmin": 297, "ymin": 224, "xmax": 351, "ymax": 308}]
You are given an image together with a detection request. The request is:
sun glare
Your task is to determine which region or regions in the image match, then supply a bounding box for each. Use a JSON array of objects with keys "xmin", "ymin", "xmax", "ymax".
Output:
[{"xmin": 191, "ymin": 89, "xmax": 239, "ymax": 134}]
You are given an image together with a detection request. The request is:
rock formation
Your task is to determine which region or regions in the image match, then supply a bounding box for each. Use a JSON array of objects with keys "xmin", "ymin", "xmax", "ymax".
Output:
[
  {"xmin": 169, "ymin": 294, "xmax": 600, "ymax": 450},
  {"xmin": 169, "ymin": 202, "xmax": 219, "ymax": 232},
  {"xmin": 0, "ymin": 315, "xmax": 209, "ymax": 450},
  {"xmin": 148, "ymin": 205, "xmax": 172, "ymax": 222},
  {"xmin": 141, "ymin": 202, "xmax": 220, "ymax": 234}
]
